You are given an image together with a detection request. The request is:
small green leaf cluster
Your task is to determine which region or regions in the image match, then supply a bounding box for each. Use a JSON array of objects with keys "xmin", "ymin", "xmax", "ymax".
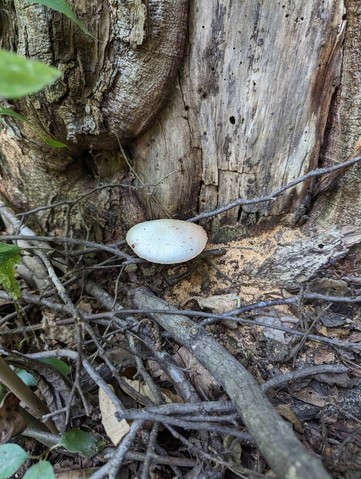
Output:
[
  {"xmin": 0, "ymin": 429, "xmax": 105, "ymax": 479},
  {"xmin": 0, "ymin": 445, "xmax": 54, "ymax": 479}
]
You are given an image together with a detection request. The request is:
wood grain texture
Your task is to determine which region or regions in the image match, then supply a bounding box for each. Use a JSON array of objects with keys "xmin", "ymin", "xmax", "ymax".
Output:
[
  {"xmin": 6, "ymin": 0, "xmax": 188, "ymax": 152},
  {"xmin": 0, "ymin": 0, "xmax": 351, "ymax": 241},
  {"xmin": 0, "ymin": 0, "xmax": 187, "ymax": 238},
  {"xmin": 308, "ymin": 0, "xmax": 361, "ymax": 231},
  {"xmin": 258, "ymin": 226, "xmax": 361, "ymax": 287},
  {"xmin": 131, "ymin": 1, "xmax": 344, "ymax": 238}
]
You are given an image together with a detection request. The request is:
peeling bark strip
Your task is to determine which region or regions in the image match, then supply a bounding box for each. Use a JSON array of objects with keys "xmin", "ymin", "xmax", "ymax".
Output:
[
  {"xmin": 258, "ymin": 227, "xmax": 361, "ymax": 287},
  {"xmin": 132, "ymin": 287, "xmax": 332, "ymax": 479},
  {"xmin": 6, "ymin": 0, "xmax": 188, "ymax": 151}
]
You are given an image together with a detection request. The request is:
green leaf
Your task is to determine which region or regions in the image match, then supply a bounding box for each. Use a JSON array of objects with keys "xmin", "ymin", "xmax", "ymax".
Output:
[
  {"xmin": 0, "ymin": 444, "xmax": 28, "ymax": 479},
  {"xmin": 41, "ymin": 136, "xmax": 67, "ymax": 148},
  {"xmin": 60, "ymin": 429, "xmax": 105, "ymax": 457},
  {"xmin": 24, "ymin": 0, "xmax": 90, "ymax": 35},
  {"xmin": 0, "ymin": 244, "xmax": 21, "ymax": 300},
  {"xmin": 15, "ymin": 369, "xmax": 38, "ymax": 387},
  {"xmin": 0, "ymin": 49, "xmax": 60, "ymax": 99},
  {"xmin": 0, "ymin": 108, "xmax": 67, "ymax": 148},
  {"xmin": 23, "ymin": 460, "xmax": 54, "ymax": 479},
  {"xmin": 40, "ymin": 358, "xmax": 71, "ymax": 376},
  {"xmin": 0, "ymin": 108, "xmax": 26, "ymax": 121},
  {"xmin": 0, "ymin": 243, "xmax": 20, "ymax": 263}
]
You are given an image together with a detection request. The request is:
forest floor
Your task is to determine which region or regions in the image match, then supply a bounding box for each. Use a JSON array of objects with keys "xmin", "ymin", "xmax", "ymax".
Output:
[{"xmin": 0, "ymin": 218, "xmax": 360, "ymax": 479}]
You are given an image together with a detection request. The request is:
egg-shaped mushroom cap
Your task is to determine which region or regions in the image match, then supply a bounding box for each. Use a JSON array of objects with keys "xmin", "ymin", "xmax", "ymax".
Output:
[{"xmin": 126, "ymin": 219, "xmax": 208, "ymax": 264}]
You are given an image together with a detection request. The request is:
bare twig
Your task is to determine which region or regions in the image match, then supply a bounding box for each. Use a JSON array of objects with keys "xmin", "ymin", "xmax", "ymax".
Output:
[
  {"xmin": 261, "ymin": 364, "xmax": 349, "ymax": 392},
  {"xmin": 166, "ymin": 424, "xmax": 257, "ymax": 478},
  {"xmin": 87, "ymin": 303, "xmax": 361, "ymax": 353},
  {"xmin": 89, "ymin": 420, "xmax": 144, "ymax": 479},
  {"xmin": 141, "ymin": 423, "xmax": 160, "ymax": 479},
  {"xmin": 189, "ymin": 155, "xmax": 361, "ymax": 221},
  {"xmin": 141, "ymin": 329, "xmax": 200, "ymax": 403},
  {"xmin": 0, "ymin": 234, "xmax": 133, "ymax": 261}
]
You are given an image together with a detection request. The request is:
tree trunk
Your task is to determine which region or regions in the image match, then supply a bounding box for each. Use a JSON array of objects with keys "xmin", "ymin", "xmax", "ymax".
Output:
[
  {"xmin": 131, "ymin": 0, "xmax": 345, "ymax": 241},
  {"xmin": 0, "ymin": 0, "xmax": 188, "ymax": 239},
  {"xmin": 0, "ymin": 0, "xmax": 358, "ymax": 242}
]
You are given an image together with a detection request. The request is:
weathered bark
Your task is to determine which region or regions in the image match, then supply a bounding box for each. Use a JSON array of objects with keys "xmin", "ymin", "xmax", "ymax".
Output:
[
  {"xmin": 0, "ymin": 0, "xmax": 350, "ymax": 242},
  {"xmin": 307, "ymin": 0, "xmax": 361, "ymax": 231},
  {"xmin": 0, "ymin": 0, "xmax": 188, "ymax": 238},
  {"xmin": 3, "ymin": 0, "xmax": 188, "ymax": 151}
]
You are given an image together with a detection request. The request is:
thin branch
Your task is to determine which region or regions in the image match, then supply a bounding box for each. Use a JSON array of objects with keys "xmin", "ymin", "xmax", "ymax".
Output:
[
  {"xmin": 78, "ymin": 304, "xmax": 361, "ymax": 353},
  {"xmin": 132, "ymin": 286, "xmax": 332, "ymax": 479},
  {"xmin": 88, "ymin": 420, "xmax": 144, "ymax": 479},
  {"xmin": 141, "ymin": 328, "xmax": 200, "ymax": 403},
  {"xmin": 189, "ymin": 155, "xmax": 361, "ymax": 221},
  {"xmin": 166, "ymin": 424, "xmax": 259, "ymax": 479},
  {"xmin": 0, "ymin": 234, "xmax": 133, "ymax": 261},
  {"xmin": 0, "ymin": 286, "xmax": 358, "ymax": 352},
  {"xmin": 261, "ymin": 364, "xmax": 349, "ymax": 393},
  {"xmin": 141, "ymin": 423, "xmax": 160, "ymax": 479}
]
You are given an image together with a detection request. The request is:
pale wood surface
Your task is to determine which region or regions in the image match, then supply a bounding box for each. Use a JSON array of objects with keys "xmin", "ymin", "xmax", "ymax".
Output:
[{"xmin": 131, "ymin": 1, "xmax": 344, "ymax": 240}]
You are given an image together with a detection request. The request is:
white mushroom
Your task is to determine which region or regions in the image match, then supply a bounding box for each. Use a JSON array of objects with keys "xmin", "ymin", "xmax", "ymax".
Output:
[{"xmin": 126, "ymin": 219, "xmax": 208, "ymax": 264}]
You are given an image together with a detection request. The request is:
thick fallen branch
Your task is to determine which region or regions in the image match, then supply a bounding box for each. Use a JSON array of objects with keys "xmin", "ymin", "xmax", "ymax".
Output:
[{"xmin": 132, "ymin": 286, "xmax": 331, "ymax": 479}]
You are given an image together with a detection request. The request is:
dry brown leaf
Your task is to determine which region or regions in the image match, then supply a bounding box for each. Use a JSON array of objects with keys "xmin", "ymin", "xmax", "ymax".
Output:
[
  {"xmin": 55, "ymin": 468, "xmax": 99, "ymax": 479},
  {"xmin": 292, "ymin": 386, "xmax": 330, "ymax": 407},
  {"xmin": 55, "ymin": 469, "xmax": 130, "ymax": 479},
  {"xmin": 317, "ymin": 325, "xmax": 329, "ymax": 337},
  {"xmin": 122, "ymin": 378, "xmax": 173, "ymax": 404},
  {"xmin": 160, "ymin": 388, "xmax": 183, "ymax": 403},
  {"xmin": 0, "ymin": 392, "xmax": 28, "ymax": 443},
  {"xmin": 76, "ymin": 300, "xmax": 93, "ymax": 313},
  {"xmin": 326, "ymin": 327, "xmax": 350, "ymax": 339},
  {"xmin": 41, "ymin": 310, "xmax": 75, "ymax": 345},
  {"xmin": 146, "ymin": 359, "xmax": 171, "ymax": 383},
  {"xmin": 349, "ymin": 332, "xmax": 361, "ymax": 343},
  {"xmin": 276, "ymin": 404, "xmax": 303, "ymax": 433},
  {"xmin": 256, "ymin": 313, "xmax": 299, "ymax": 344},
  {"xmin": 192, "ymin": 293, "xmax": 241, "ymax": 329},
  {"xmin": 99, "ymin": 385, "xmax": 130, "ymax": 445},
  {"xmin": 10, "ymin": 355, "xmax": 74, "ymax": 433},
  {"xmin": 313, "ymin": 349, "xmax": 336, "ymax": 365},
  {"xmin": 173, "ymin": 346, "xmax": 220, "ymax": 397}
]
